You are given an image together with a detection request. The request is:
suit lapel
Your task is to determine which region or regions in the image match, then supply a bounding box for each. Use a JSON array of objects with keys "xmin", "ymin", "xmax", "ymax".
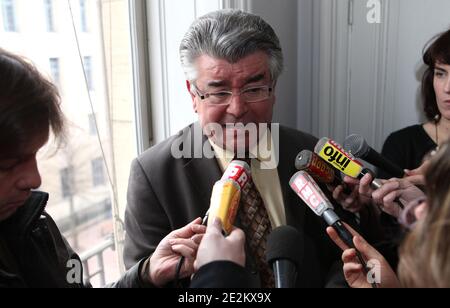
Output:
[
  {"xmin": 277, "ymin": 126, "xmax": 306, "ymax": 230},
  {"xmin": 183, "ymin": 122, "xmax": 222, "ymax": 215}
]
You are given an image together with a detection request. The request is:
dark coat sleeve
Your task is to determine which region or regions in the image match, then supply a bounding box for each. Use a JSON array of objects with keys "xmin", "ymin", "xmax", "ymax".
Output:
[
  {"xmin": 190, "ymin": 261, "xmax": 252, "ymax": 288},
  {"xmin": 105, "ymin": 258, "xmax": 156, "ymax": 288}
]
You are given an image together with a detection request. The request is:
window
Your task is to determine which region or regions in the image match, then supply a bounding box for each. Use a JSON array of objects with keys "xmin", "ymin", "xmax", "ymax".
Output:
[
  {"xmin": 79, "ymin": 0, "xmax": 87, "ymax": 32},
  {"xmin": 1, "ymin": 0, "xmax": 17, "ymax": 32},
  {"xmin": 60, "ymin": 167, "xmax": 74, "ymax": 199},
  {"xmin": 91, "ymin": 158, "xmax": 105, "ymax": 187},
  {"xmin": 49, "ymin": 57, "xmax": 60, "ymax": 85},
  {"xmin": 2, "ymin": 0, "xmax": 141, "ymax": 287},
  {"xmin": 83, "ymin": 56, "xmax": 93, "ymax": 91},
  {"xmin": 88, "ymin": 113, "xmax": 97, "ymax": 136},
  {"xmin": 43, "ymin": 0, "xmax": 55, "ymax": 32}
]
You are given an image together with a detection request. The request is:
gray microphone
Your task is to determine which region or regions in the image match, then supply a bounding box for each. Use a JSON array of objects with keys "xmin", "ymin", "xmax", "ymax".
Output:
[{"xmin": 344, "ymin": 134, "xmax": 405, "ymax": 178}]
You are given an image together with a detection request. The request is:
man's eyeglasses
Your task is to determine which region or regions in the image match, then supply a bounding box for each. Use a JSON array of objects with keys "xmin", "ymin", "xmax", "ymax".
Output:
[{"xmin": 193, "ymin": 84, "xmax": 273, "ymax": 106}]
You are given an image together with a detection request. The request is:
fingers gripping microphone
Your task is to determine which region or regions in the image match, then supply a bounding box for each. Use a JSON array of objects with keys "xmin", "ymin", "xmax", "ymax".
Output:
[
  {"xmin": 266, "ymin": 226, "xmax": 304, "ymax": 288},
  {"xmin": 177, "ymin": 161, "xmax": 251, "ymax": 284},
  {"xmin": 289, "ymin": 171, "xmax": 378, "ymax": 288},
  {"xmin": 289, "ymin": 171, "xmax": 354, "ymax": 247},
  {"xmin": 314, "ymin": 137, "xmax": 383, "ymax": 190},
  {"xmin": 344, "ymin": 134, "xmax": 405, "ymax": 178},
  {"xmin": 295, "ymin": 150, "xmax": 351, "ymax": 194},
  {"xmin": 208, "ymin": 161, "xmax": 251, "ymax": 235}
]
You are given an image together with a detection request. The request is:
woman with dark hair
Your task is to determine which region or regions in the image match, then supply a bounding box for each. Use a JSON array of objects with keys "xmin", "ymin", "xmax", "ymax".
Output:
[
  {"xmin": 0, "ymin": 48, "xmax": 208, "ymax": 288},
  {"xmin": 379, "ymin": 28, "xmax": 450, "ymax": 179}
]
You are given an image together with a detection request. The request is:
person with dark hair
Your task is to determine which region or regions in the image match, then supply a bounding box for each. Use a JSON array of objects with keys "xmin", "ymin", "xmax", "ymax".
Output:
[
  {"xmin": 379, "ymin": 28, "xmax": 450, "ymax": 179},
  {"xmin": 0, "ymin": 48, "xmax": 207, "ymax": 288}
]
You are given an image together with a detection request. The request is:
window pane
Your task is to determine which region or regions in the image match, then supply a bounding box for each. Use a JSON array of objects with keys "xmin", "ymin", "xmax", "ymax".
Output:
[
  {"xmin": 83, "ymin": 56, "xmax": 94, "ymax": 91},
  {"xmin": 1, "ymin": 0, "xmax": 17, "ymax": 32},
  {"xmin": 91, "ymin": 157, "xmax": 105, "ymax": 187},
  {"xmin": 2, "ymin": 0, "xmax": 137, "ymax": 287},
  {"xmin": 60, "ymin": 166, "xmax": 74, "ymax": 199},
  {"xmin": 88, "ymin": 113, "xmax": 97, "ymax": 136},
  {"xmin": 79, "ymin": 0, "xmax": 87, "ymax": 32},
  {"xmin": 49, "ymin": 57, "xmax": 60, "ymax": 86},
  {"xmin": 44, "ymin": 0, "xmax": 55, "ymax": 32}
]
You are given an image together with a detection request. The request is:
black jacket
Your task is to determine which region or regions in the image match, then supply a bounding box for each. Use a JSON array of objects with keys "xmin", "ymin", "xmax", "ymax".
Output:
[
  {"xmin": 190, "ymin": 261, "xmax": 252, "ymax": 288},
  {"xmin": 0, "ymin": 191, "xmax": 146, "ymax": 288}
]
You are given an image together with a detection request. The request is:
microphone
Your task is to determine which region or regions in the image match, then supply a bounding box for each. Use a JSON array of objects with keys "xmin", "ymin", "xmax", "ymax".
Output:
[
  {"xmin": 289, "ymin": 171, "xmax": 354, "ymax": 247},
  {"xmin": 208, "ymin": 179, "xmax": 241, "ymax": 235},
  {"xmin": 207, "ymin": 160, "xmax": 252, "ymax": 235},
  {"xmin": 176, "ymin": 161, "xmax": 251, "ymax": 285},
  {"xmin": 314, "ymin": 137, "xmax": 383, "ymax": 190},
  {"xmin": 344, "ymin": 134, "xmax": 405, "ymax": 178},
  {"xmin": 266, "ymin": 226, "xmax": 303, "ymax": 288},
  {"xmin": 295, "ymin": 150, "xmax": 351, "ymax": 194},
  {"xmin": 221, "ymin": 160, "xmax": 251, "ymax": 189},
  {"xmin": 289, "ymin": 171, "xmax": 378, "ymax": 288}
]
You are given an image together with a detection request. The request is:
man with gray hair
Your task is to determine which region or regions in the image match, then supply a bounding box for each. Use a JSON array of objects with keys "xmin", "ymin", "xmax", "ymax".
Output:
[{"xmin": 124, "ymin": 9, "xmax": 349, "ymax": 288}]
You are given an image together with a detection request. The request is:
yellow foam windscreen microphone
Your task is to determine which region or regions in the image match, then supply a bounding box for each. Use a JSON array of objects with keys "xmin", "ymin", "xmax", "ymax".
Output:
[
  {"xmin": 314, "ymin": 137, "xmax": 364, "ymax": 179},
  {"xmin": 208, "ymin": 160, "xmax": 251, "ymax": 235},
  {"xmin": 208, "ymin": 179, "xmax": 241, "ymax": 235}
]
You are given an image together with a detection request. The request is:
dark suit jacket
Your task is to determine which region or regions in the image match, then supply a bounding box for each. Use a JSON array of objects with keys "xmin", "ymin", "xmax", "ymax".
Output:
[{"xmin": 124, "ymin": 122, "xmax": 348, "ymax": 288}]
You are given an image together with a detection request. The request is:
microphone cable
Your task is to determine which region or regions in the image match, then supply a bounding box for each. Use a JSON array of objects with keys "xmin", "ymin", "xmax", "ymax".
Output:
[{"xmin": 174, "ymin": 211, "xmax": 209, "ymax": 287}]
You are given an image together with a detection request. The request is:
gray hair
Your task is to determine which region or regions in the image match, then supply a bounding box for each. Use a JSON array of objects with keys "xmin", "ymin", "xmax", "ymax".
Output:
[{"xmin": 180, "ymin": 10, "xmax": 284, "ymax": 83}]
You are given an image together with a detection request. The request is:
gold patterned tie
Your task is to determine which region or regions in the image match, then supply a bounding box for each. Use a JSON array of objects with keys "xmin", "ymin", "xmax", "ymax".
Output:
[{"xmin": 238, "ymin": 159, "xmax": 275, "ymax": 288}]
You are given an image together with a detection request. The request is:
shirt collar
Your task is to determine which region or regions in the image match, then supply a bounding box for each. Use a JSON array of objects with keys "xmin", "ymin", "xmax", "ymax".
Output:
[{"xmin": 209, "ymin": 127, "xmax": 278, "ymax": 171}]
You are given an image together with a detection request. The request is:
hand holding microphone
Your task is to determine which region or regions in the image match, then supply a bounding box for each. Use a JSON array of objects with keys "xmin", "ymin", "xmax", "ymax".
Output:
[
  {"xmin": 343, "ymin": 134, "xmax": 405, "ymax": 179},
  {"xmin": 295, "ymin": 150, "xmax": 352, "ymax": 194},
  {"xmin": 326, "ymin": 223, "xmax": 400, "ymax": 288},
  {"xmin": 289, "ymin": 171, "xmax": 378, "ymax": 288},
  {"xmin": 314, "ymin": 138, "xmax": 379, "ymax": 212},
  {"xmin": 177, "ymin": 160, "xmax": 251, "ymax": 284},
  {"xmin": 194, "ymin": 218, "xmax": 246, "ymax": 271},
  {"xmin": 150, "ymin": 218, "xmax": 206, "ymax": 287},
  {"xmin": 371, "ymin": 178, "xmax": 426, "ymax": 218},
  {"xmin": 314, "ymin": 137, "xmax": 383, "ymax": 189}
]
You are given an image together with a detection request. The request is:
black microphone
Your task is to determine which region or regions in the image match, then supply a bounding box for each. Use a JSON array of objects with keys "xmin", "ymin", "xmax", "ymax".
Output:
[
  {"xmin": 344, "ymin": 134, "xmax": 405, "ymax": 178},
  {"xmin": 266, "ymin": 226, "xmax": 303, "ymax": 288}
]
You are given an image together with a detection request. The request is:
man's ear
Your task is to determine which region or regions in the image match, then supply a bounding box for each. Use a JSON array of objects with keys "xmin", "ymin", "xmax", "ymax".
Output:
[
  {"xmin": 186, "ymin": 80, "xmax": 195, "ymax": 100},
  {"xmin": 186, "ymin": 80, "xmax": 198, "ymax": 113}
]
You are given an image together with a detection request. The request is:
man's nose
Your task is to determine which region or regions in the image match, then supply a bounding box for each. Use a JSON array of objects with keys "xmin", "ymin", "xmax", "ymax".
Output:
[
  {"xmin": 225, "ymin": 94, "xmax": 248, "ymax": 118},
  {"xmin": 16, "ymin": 157, "xmax": 42, "ymax": 191}
]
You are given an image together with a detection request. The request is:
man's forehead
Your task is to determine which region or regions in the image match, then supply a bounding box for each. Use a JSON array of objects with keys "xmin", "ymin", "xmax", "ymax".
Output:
[
  {"xmin": 195, "ymin": 53, "xmax": 270, "ymax": 86},
  {"xmin": 205, "ymin": 73, "xmax": 267, "ymax": 87}
]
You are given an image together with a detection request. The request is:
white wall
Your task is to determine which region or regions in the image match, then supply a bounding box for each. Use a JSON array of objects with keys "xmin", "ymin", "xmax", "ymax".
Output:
[
  {"xmin": 250, "ymin": 0, "xmax": 300, "ymax": 129},
  {"xmin": 146, "ymin": 0, "xmax": 450, "ymax": 151},
  {"xmin": 310, "ymin": 0, "xmax": 450, "ymax": 149}
]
